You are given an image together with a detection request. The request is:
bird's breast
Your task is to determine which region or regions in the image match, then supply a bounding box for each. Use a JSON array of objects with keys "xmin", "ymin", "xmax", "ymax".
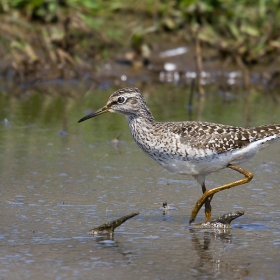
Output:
[{"xmin": 128, "ymin": 119, "xmax": 224, "ymax": 175}]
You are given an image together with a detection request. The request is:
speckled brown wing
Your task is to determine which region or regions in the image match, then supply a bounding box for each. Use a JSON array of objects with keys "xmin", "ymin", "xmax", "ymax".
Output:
[{"xmin": 171, "ymin": 122, "xmax": 280, "ymax": 154}]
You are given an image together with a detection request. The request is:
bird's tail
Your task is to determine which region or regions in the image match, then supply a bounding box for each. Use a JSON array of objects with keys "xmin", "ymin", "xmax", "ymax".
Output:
[{"xmin": 249, "ymin": 124, "xmax": 280, "ymax": 149}]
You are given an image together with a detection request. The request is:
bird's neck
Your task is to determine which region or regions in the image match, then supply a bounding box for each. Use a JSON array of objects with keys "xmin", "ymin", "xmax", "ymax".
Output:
[
  {"xmin": 126, "ymin": 108, "xmax": 156, "ymax": 144},
  {"xmin": 126, "ymin": 107, "xmax": 155, "ymax": 125}
]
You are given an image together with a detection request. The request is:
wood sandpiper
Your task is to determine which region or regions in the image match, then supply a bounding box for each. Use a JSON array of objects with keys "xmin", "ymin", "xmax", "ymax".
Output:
[{"xmin": 78, "ymin": 87, "xmax": 280, "ymax": 224}]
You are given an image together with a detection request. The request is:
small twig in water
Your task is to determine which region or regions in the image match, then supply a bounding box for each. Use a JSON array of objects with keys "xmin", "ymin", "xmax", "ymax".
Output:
[
  {"xmin": 88, "ymin": 212, "xmax": 139, "ymax": 235},
  {"xmin": 190, "ymin": 210, "xmax": 244, "ymax": 229}
]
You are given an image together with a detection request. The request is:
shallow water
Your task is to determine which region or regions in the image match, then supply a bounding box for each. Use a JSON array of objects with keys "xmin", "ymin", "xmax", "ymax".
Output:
[{"xmin": 0, "ymin": 84, "xmax": 280, "ymax": 279}]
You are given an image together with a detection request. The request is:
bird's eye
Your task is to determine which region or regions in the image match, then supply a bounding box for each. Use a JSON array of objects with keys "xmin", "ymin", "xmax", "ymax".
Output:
[{"xmin": 117, "ymin": 96, "xmax": 126, "ymax": 104}]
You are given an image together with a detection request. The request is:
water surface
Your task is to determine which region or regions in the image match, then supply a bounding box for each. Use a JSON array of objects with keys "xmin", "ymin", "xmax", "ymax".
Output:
[{"xmin": 0, "ymin": 84, "xmax": 280, "ymax": 279}]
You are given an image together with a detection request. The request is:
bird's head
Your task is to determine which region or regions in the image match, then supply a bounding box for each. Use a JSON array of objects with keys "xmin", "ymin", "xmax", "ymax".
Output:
[{"xmin": 78, "ymin": 87, "xmax": 153, "ymax": 123}]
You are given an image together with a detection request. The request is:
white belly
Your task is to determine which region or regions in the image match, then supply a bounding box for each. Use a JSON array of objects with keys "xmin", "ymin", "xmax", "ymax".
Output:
[{"xmin": 150, "ymin": 140, "xmax": 264, "ymax": 176}]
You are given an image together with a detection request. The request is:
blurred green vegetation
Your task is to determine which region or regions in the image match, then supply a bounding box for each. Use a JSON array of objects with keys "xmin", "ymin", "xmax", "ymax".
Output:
[{"xmin": 0, "ymin": 0, "xmax": 279, "ymax": 81}]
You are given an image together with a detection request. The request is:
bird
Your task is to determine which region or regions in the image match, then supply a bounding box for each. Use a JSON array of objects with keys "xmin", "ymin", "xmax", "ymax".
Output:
[{"xmin": 78, "ymin": 87, "xmax": 280, "ymax": 224}]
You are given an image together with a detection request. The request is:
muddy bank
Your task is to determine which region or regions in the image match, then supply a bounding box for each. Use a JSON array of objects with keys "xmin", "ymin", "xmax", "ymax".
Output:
[{"xmin": 1, "ymin": 2, "xmax": 280, "ymax": 93}]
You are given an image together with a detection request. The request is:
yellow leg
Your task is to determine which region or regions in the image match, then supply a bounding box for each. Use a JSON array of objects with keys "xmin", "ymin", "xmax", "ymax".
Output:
[
  {"xmin": 189, "ymin": 164, "xmax": 253, "ymax": 224},
  {"xmin": 204, "ymin": 195, "xmax": 213, "ymax": 222},
  {"xmin": 201, "ymin": 182, "xmax": 213, "ymax": 222}
]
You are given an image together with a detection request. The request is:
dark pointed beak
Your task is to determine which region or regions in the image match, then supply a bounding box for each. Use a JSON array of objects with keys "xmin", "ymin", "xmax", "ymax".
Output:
[{"xmin": 78, "ymin": 106, "xmax": 109, "ymax": 123}]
